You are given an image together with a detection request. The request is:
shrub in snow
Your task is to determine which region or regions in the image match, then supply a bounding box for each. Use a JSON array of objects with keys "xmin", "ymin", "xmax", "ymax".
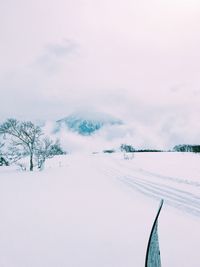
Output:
[
  {"xmin": 123, "ymin": 153, "xmax": 134, "ymax": 160},
  {"xmin": 35, "ymin": 138, "xmax": 66, "ymax": 170},
  {"xmin": 120, "ymin": 144, "xmax": 135, "ymax": 160},
  {"xmin": 120, "ymin": 144, "xmax": 135, "ymax": 153}
]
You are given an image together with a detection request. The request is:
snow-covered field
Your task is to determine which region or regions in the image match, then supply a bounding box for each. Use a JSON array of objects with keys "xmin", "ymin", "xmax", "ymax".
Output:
[{"xmin": 0, "ymin": 152, "xmax": 200, "ymax": 267}]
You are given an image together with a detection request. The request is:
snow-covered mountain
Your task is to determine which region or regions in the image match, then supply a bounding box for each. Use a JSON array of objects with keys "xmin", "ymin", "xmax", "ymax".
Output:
[{"xmin": 54, "ymin": 111, "xmax": 123, "ymax": 135}]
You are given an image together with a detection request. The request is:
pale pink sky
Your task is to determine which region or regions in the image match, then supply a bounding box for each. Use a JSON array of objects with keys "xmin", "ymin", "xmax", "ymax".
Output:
[{"xmin": 0, "ymin": 0, "xmax": 200, "ymax": 146}]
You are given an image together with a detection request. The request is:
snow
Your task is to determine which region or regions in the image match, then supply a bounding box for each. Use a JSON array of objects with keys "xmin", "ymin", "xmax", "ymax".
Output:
[{"xmin": 0, "ymin": 152, "xmax": 200, "ymax": 266}]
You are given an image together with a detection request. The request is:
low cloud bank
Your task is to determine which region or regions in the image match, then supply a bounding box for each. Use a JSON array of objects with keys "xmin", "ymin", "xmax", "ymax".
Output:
[{"xmin": 43, "ymin": 108, "xmax": 200, "ymax": 153}]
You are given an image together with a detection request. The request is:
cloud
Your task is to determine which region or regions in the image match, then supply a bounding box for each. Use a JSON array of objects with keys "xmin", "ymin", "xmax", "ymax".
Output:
[
  {"xmin": 0, "ymin": 38, "xmax": 80, "ymax": 120},
  {"xmin": 33, "ymin": 39, "xmax": 79, "ymax": 74},
  {"xmin": 1, "ymin": 0, "xmax": 200, "ymax": 148}
]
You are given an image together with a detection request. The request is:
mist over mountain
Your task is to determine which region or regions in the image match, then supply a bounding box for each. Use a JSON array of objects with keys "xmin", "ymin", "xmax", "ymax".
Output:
[
  {"xmin": 41, "ymin": 110, "xmax": 129, "ymax": 153},
  {"xmin": 54, "ymin": 111, "xmax": 123, "ymax": 136},
  {"xmin": 39, "ymin": 106, "xmax": 200, "ymax": 154}
]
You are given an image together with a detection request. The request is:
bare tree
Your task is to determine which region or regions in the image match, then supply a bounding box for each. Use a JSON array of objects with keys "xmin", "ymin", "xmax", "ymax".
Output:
[
  {"xmin": 0, "ymin": 142, "xmax": 9, "ymax": 166},
  {"xmin": 0, "ymin": 142, "xmax": 4, "ymax": 154},
  {"xmin": 0, "ymin": 119, "xmax": 43, "ymax": 171},
  {"xmin": 35, "ymin": 138, "xmax": 65, "ymax": 170}
]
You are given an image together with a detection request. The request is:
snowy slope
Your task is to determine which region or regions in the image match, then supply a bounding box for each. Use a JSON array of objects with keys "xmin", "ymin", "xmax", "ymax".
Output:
[{"xmin": 0, "ymin": 152, "xmax": 200, "ymax": 267}]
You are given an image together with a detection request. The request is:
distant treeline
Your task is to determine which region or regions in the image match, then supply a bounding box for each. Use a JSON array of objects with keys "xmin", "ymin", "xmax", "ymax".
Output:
[
  {"xmin": 173, "ymin": 144, "xmax": 200, "ymax": 153},
  {"xmin": 103, "ymin": 144, "xmax": 163, "ymax": 154},
  {"xmin": 120, "ymin": 144, "xmax": 163, "ymax": 153},
  {"xmin": 103, "ymin": 144, "xmax": 200, "ymax": 154},
  {"xmin": 135, "ymin": 149, "xmax": 163, "ymax": 153}
]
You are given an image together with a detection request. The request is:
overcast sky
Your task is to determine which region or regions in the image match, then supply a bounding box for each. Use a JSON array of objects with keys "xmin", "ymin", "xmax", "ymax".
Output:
[{"xmin": 1, "ymin": 0, "xmax": 200, "ymax": 146}]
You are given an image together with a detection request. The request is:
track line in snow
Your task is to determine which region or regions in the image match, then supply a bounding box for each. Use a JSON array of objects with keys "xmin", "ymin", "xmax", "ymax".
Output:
[
  {"xmin": 119, "ymin": 176, "xmax": 200, "ymax": 217},
  {"xmin": 94, "ymin": 159, "xmax": 200, "ymax": 217}
]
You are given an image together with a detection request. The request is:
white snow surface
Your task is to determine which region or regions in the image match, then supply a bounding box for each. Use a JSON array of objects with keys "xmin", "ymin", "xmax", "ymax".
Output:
[{"xmin": 0, "ymin": 152, "xmax": 200, "ymax": 267}]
